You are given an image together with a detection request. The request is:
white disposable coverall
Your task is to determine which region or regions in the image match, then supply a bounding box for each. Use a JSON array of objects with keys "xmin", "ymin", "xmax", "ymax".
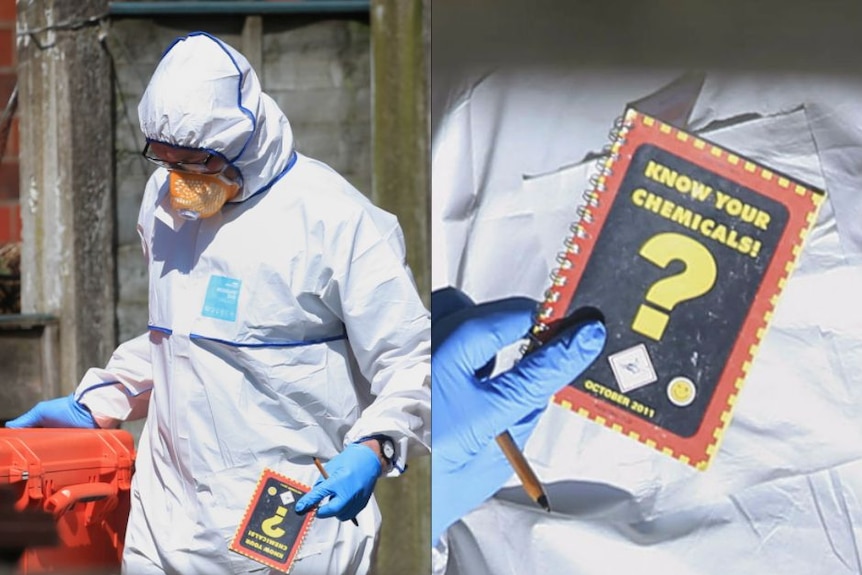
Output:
[{"xmin": 75, "ymin": 32, "xmax": 430, "ymax": 574}]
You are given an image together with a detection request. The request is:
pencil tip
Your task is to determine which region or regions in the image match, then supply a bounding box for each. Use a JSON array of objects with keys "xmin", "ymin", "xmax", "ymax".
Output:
[{"xmin": 537, "ymin": 494, "xmax": 550, "ymax": 512}]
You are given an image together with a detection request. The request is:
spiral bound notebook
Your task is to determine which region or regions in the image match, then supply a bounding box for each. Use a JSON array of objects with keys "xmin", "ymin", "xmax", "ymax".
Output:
[
  {"xmin": 532, "ymin": 108, "xmax": 824, "ymax": 470},
  {"xmin": 230, "ymin": 468, "xmax": 316, "ymax": 573}
]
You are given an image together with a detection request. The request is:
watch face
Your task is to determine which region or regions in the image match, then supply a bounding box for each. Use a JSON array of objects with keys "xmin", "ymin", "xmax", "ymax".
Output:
[{"xmin": 382, "ymin": 440, "xmax": 395, "ymax": 461}]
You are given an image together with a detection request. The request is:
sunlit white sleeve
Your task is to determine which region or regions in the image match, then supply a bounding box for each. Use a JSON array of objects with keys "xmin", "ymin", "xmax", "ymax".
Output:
[
  {"xmin": 322, "ymin": 205, "xmax": 431, "ymax": 477},
  {"xmin": 75, "ymin": 332, "xmax": 153, "ymax": 426}
]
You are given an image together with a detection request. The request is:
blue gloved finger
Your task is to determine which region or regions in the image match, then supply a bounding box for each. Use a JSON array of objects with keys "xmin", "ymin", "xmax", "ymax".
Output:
[
  {"xmin": 5, "ymin": 408, "xmax": 42, "ymax": 428},
  {"xmin": 316, "ymin": 488, "xmax": 349, "ymax": 519},
  {"xmin": 294, "ymin": 481, "xmax": 335, "ymax": 515},
  {"xmin": 441, "ymin": 298, "xmax": 537, "ymax": 374},
  {"xmin": 431, "ymin": 287, "xmax": 475, "ymax": 322},
  {"xmin": 5, "ymin": 394, "xmax": 98, "ymax": 429},
  {"xmin": 463, "ymin": 320, "xmax": 605, "ymax": 448},
  {"xmin": 492, "ymin": 320, "xmax": 607, "ymax": 406}
]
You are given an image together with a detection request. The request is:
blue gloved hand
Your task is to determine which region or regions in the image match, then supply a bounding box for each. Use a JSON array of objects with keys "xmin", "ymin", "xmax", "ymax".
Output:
[
  {"xmin": 295, "ymin": 443, "xmax": 382, "ymax": 522},
  {"xmin": 6, "ymin": 393, "xmax": 98, "ymax": 429},
  {"xmin": 431, "ymin": 286, "xmax": 476, "ymax": 322},
  {"xmin": 431, "ymin": 287, "xmax": 606, "ymax": 543}
]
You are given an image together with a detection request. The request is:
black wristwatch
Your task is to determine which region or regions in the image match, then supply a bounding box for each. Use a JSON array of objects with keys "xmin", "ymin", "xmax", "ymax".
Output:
[{"xmin": 357, "ymin": 434, "xmax": 395, "ymax": 470}]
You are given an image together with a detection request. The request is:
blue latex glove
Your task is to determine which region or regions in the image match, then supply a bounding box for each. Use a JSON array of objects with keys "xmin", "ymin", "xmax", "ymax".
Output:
[
  {"xmin": 6, "ymin": 393, "xmax": 98, "ymax": 429},
  {"xmin": 431, "ymin": 286, "xmax": 476, "ymax": 322},
  {"xmin": 431, "ymin": 287, "xmax": 606, "ymax": 543},
  {"xmin": 295, "ymin": 443, "xmax": 382, "ymax": 522}
]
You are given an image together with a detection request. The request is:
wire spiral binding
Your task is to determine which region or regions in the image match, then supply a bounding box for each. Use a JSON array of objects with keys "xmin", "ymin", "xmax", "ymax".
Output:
[{"xmin": 527, "ymin": 111, "xmax": 636, "ymax": 349}]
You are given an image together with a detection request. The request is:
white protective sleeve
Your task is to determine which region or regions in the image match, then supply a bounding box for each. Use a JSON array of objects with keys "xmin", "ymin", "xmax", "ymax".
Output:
[
  {"xmin": 323, "ymin": 206, "xmax": 432, "ymax": 476},
  {"xmin": 75, "ymin": 332, "xmax": 153, "ymax": 427}
]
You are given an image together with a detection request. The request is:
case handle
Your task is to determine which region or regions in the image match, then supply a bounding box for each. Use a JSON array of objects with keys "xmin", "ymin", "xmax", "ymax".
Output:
[{"xmin": 44, "ymin": 482, "xmax": 117, "ymax": 518}]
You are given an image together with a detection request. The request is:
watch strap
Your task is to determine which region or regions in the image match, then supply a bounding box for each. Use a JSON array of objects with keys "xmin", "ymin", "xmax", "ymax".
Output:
[{"xmin": 355, "ymin": 434, "xmax": 396, "ymax": 469}]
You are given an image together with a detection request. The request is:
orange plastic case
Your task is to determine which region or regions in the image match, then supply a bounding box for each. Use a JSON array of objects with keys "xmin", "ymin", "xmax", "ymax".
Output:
[{"xmin": 0, "ymin": 429, "xmax": 135, "ymax": 574}]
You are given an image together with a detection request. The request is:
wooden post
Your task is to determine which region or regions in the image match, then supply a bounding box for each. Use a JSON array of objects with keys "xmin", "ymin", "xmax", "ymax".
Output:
[
  {"xmin": 17, "ymin": 0, "xmax": 115, "ymax": 391},
  {"xmin": 370, "ymin": 0, "xmax": 430, "ymax": 573}
]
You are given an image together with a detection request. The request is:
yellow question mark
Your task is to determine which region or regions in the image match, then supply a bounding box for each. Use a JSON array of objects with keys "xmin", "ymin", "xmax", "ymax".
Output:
[
  {"xmin": 631, "ymin": 232, "xmax": 717, "ymax": 341},
  {"xmin": 261, "ymin": 505, "xmax": 288, "ymax": 538}
]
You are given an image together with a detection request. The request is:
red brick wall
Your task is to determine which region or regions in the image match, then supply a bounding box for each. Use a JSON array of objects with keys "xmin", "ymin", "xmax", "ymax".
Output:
[{"xmin": 0, "ymin": 0, "xmax": 18, "ymax": 245}]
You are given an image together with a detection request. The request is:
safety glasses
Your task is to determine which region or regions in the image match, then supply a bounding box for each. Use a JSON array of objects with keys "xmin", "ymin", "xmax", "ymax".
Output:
[{"xmin": 142, "ymin": 140, "xmax": 232, "ymax": 175}]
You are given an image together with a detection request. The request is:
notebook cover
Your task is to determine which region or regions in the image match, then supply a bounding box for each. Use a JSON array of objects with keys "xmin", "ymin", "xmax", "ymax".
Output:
[
  {"xmin": 230, "ymin": 468, "xmax": 315, "ymax": 573},
  {"xmin": 533, "ymin": 108, "xmax": 824, "ymax": 469}
]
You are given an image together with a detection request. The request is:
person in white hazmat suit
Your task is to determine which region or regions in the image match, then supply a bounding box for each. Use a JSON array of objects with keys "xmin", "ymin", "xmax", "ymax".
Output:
[{"xmin": 7, "ymin": 32, "xmax": 430, "ymax": 575}]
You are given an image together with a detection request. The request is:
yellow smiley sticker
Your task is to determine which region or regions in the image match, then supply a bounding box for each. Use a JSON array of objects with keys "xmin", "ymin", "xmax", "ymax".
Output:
[{"xmin": 667, "ymin": 377, "xmax": 696, "ymax": 407}]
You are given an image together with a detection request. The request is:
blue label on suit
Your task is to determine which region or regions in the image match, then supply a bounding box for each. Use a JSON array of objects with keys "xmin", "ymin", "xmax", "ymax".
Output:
[{"xmin": 202, "ymin": 275, "xmax": 242, "ymax": 322}]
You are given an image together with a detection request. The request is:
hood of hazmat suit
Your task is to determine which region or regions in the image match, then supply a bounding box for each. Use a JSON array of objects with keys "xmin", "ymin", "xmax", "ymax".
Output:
[{"xmin": 75, "ymin": 32, "xmax": 431, "ymax": 575}]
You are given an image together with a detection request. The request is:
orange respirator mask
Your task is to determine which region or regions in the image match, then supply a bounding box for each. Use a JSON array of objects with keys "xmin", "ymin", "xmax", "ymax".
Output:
[{"xmin": 169, "ymin": 170, "xmax": 241, "ymax": 220}]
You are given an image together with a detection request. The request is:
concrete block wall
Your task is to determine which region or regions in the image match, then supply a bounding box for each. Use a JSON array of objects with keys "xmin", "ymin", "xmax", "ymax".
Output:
[
  {"xmin": 109, "ymin": 16, "xmax": 371, "ymax": 343},
  {"xmin": 263, "ymin": 19, "xmax": 371, "ymax": 192}
]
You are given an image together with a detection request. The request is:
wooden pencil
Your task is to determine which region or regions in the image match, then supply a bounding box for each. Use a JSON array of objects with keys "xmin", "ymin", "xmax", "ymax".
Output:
[{"xmin": 313, "ymin": 457, "xmax": 359, "ymax": 526}]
